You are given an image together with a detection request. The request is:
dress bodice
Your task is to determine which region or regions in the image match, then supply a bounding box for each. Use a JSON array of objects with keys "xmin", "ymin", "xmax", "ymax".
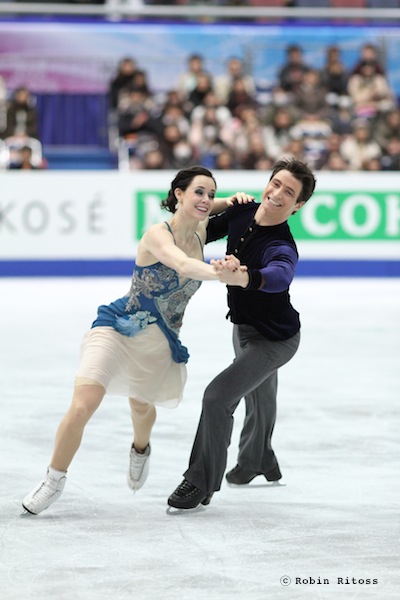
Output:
[{"xmin": 91, "ymin": 261, "xmax": 201, "ymax": 363}]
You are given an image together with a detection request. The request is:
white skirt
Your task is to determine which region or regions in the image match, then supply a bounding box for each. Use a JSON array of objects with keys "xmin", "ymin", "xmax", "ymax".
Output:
[{"xmin": 75, "ymin": 324, "xmax": 187, "ymax": 408}]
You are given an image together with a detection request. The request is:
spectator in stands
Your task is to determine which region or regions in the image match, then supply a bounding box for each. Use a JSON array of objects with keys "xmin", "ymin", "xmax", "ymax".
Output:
[
  {"xmin": 380, "ymin": 136, "xmax": 400, "ymax": 171},
  {"xmin": 190, "ymin": 90, "xmax": 234, "ymax": 157},
  {"xmin": 317, "ymin": 132, "xmax": 347, "ymax": 171},
  {"xmin": 289, "ymin": 112, "xmax": 332, "ymax": 169},
  {"xmin": 108, "ymin": 57, "xmax": 139, "ymax": 111},
  {"xmin": 320, "ymin": 46, "xmax": 349, "ymax": 106},
  {"xmin": 328, "ymin": 98, "xmax": 353, "ymax": 136},
  {"xmin": 320, "ymin": 150, "xmax": 349, "ymax": 172},
  {"xmin": 253, "ymin": 155, "xmax": 274, "ymax": 171},
  {"xmin": 362, "ymin": 156, "xmax": 382, "ymax": 171},
  {"xmin": 226, "ymin": 76, "xmax": 258, "ymax": 118},
  {"xmin": 191, "ymin": 89, "xmax": 231, "ymax": 122},
  {"xmin": 8, "ymin": 144, "xmax": 44, "ymax": 170},
  {"xmin": 130, "ymin": 70, "xmax": 152, "ymax": 95},
  {"xmin": 347, "ymin": 59, "xmax": 395, "ymax": 120},
  {"xmin": 230, "ymin": 105, "xmax": 265, "ymax": 165},
  {"xmin": 3, "ymin": 135, "xmax": 44, "ymax": 169},
  {"xmin": 374, "ymin": 108, "xmax": 400, "ymax": 152},
  {"xmin": 3, "ymin": 86, "xmax": 40, "ymax": 140},
  {"xmin": 155, "ymin": 100, "xmax": 191, "ymax": 139},
  {"xmin": 214, "ymin": 56, "xmax": 255, "ymax": 105},
  {"xmin": 176, "ymin": 54, "xmax": 206, "ymax": 101},
  {"xmin": 118, "ymin": 70, "xmax": 153, "ymax": 118},
  {"xmin": 266, "ymin": 85, "xmax": 298, "ymax": 118},
  {"xmin": 239, "ymin": 131, "xmax": 273, "ymax": 170},
  {"xmin": 263, "ymin": 107, "xmax": 296, "ymax": 161},
  {"xmin": 117, "ymin": 87, "xmax": 157, "ymax": 139},
  {"xmin": 163, "ymin": 89, "xmax": 186, "ymax": 110},
  {"xmin": 214, "ymin": 146, "xmax": 237, "ymax": 170},
  {"xmin": 186, "ymin": 72, "xmax": 214, "ymax": 114},
  {"xmin": 294, "ymin": 68, "xmax": 329, "ymax": 118},
  {"xmin": 351, "ymin": 43, "xmax": 385, "ymax": 76},
  {"xmin": 126, "ymin": 134, "xmax": 161, "ymax": 170},
  {"xmin": 281, "ymin": 137, "xmax": 306, "ymax": 163},
  {"xmin": 160, "ymin": 123, "xmax": 194, "ymax": 169},
  {"xmin": 189, "ymin": 105, "xmax": 231, "ymax": 166},
  {"xmin": 278, "ymin": 44, "xmax": 310, "ymax": 96},
  {"xmin": 141, "ymin": 147, "xmax": 167, "ymax": 170},
  {"xmin": 340, "ymin": 119, "xmax": 382, "ymax": 170},
  {"xmin": 319, "ymin": 45, "xmax": 350, "ymax": 109}
]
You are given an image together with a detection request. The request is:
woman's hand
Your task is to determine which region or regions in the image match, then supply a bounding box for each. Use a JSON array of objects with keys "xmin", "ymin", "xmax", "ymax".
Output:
[
  {"xmin": 225, "ymin": 192, "xmax": 255, "ymax": 207},
  {"xmin": 210, "ymin": 192, "xmax": 255, "ymax": 216},
  {"xmin": 211, "ymin": 255, "xmax": 249, "ymax": 287}
]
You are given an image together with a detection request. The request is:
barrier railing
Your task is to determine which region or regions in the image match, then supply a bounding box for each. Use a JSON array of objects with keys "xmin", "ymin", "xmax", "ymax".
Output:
[{"xmin": 0, "ymin": 2, "xmax": 399, "ymax": 22}]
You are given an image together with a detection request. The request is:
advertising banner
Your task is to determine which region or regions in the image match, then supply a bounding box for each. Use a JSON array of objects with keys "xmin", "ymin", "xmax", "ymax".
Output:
[{"xmin": 1, "ymin": 171, "xmax": 399, "ymax": 276}]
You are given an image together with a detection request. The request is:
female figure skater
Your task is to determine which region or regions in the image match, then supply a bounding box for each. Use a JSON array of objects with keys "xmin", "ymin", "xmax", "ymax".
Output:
[{"xmin": 22, "ymin": 166, "xmax": 250, "ymax": 515}]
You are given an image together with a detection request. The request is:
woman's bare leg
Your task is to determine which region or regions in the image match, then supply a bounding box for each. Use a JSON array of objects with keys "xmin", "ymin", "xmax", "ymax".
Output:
[
  {"xmin": 22, "ymin": 383, "xmax": 106, "ymax": 514},
  {"xmin": 127, "ymin": 398, "xmax": 156, "ymax": 491},
  {"xmin": 50, "ymin": 384, "xmax": 105, "ymax": 471},
  {"xmin": 129, "ymin": 397, "xmax": 156, "ymax": 452}
]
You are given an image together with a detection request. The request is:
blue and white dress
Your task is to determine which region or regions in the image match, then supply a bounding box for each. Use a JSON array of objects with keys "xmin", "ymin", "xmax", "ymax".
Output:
[{"xmin": 75, "ymin": 225, "xmax": 202, "ymax": 408}]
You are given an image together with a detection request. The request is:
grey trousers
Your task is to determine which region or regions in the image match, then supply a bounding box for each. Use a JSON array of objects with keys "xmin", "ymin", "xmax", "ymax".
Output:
[{"xmin": 184, "ymin": 324, "xmax": 300, "ymax": 494}]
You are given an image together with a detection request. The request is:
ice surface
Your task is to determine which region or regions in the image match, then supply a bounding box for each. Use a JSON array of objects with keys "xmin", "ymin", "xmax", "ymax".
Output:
[{"xmin": 1, "ymin": 277, "xmax": 399, "ymax": 599}]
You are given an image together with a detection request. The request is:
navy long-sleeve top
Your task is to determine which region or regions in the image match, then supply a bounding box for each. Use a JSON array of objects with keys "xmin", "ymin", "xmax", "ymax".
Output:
[{"xmin": 206, "ymin": 202, "xmax": 300, "ymax": 341}]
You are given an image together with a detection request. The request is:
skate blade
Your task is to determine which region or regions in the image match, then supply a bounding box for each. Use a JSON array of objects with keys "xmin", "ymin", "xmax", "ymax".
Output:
[
  {"xmin": 166, "ymin": 504, "xmax": 206, "ymax": 516},
  {"xmin": 20, "ymin": 508, "xmax": 36, "ymax": 517},
  {"xmin": 227, "ymin": 480, "xmax": 286, "ymax": 488}
]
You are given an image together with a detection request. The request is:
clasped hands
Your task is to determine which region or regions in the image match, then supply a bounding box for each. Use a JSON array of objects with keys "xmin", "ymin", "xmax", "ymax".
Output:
[{"xmin": 211, "ymin": 254, "xmax": 249, "ymax": 288}]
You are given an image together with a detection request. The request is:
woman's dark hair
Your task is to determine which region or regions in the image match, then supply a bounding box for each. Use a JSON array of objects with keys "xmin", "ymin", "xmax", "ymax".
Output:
[
  {"xmin": 269, "ymin": 157, "xmax": 316, "ymax": 205},
  {"xmin": 161, "ymin": 165, "xmax": 216, "ymax": 213}
]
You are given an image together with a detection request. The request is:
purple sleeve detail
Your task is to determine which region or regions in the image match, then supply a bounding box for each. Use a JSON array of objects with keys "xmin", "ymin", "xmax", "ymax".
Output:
[{"xmin": 258, "ymin": 244, "xmax": 298, "ymax": 293}]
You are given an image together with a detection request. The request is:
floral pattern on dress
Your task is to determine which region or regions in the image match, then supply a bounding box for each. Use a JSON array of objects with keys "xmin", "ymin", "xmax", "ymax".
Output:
[
  {"xmin": 125, "ymin": 264, "xmax": 177, "ymax": 312},
  {"xmin": 155, "ymin": 279, "xmax": 201, "ymax": 334}
]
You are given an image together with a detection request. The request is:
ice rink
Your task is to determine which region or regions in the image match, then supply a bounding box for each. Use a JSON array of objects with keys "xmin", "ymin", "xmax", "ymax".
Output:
[{"xmin": 1, "ymin": 275, "xmax": 399, "ymax": 600}]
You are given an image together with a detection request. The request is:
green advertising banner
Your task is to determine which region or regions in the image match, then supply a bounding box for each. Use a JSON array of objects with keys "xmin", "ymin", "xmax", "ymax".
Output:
[
  {"xmin": 136, "ymin": 190, "xmax": 400, "ymax": 242},
  {"xmin": 292, "ymin": 192, "xmax": 400, "ymax": 240}
]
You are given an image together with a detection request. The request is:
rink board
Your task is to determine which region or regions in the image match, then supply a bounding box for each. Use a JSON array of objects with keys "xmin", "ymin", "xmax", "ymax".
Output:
[{"xmin": 1, "ymin": 170, "xmax": 399, "ymax": 277}]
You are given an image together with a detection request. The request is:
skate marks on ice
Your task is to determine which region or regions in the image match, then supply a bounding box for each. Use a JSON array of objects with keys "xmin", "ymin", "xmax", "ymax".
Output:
[{"xmin": 1, "ymin": 278, "xmax": 400, "ymax": 599}]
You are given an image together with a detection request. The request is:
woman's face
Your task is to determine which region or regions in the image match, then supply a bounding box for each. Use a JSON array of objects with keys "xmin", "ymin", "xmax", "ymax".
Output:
[{"xmin": 176, "ymin": 175, "xmax": 216, "ymax": 221}]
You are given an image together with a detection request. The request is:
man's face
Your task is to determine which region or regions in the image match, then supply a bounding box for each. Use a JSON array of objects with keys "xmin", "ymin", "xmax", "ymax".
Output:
[{"xmin": 260, "ymin": 169, "xmax": 304, "ymax": 224}]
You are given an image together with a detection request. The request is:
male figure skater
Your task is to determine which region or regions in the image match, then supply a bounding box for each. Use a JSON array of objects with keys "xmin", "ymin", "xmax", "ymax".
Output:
[{"xmin": 168, "ymin": 157, "xmax": 316, "ymax": 510}]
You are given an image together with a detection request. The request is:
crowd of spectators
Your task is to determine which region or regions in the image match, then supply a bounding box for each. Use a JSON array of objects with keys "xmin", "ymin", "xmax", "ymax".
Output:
[
  {"xmin": 1, "ymin": 40, "xmax": 399, "ymax": 172},
  {"xmin": 110, "ymin": 43, "xmax": 400, "ymax": 171}
]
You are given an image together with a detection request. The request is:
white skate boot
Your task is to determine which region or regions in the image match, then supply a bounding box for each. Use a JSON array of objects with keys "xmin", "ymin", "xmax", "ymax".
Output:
[
  {"xmin": 22, "ymin": 467, "xmax": 67, "ymax": 515},
  {"xmin": 127, "ymin": 444, "xmax": 150, "ymax": 492}
]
